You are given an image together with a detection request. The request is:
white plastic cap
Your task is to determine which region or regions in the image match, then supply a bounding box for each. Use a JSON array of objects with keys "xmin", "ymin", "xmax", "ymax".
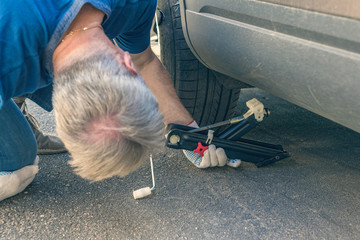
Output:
[{"xmin": 133, "ymin": 187, "xmax": 152, "ymax": 199}]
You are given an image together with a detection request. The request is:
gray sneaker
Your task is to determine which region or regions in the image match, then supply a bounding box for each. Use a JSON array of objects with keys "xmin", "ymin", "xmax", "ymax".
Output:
[{"xmin": 13, "ymin": 97, "xmax": 67, "ymax": 155}]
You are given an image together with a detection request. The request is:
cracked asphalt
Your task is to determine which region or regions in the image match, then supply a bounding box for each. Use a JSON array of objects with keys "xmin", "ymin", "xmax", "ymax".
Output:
[{"xmin": 1, "ymin": 85, "xmax": 360, "ymax": 239}]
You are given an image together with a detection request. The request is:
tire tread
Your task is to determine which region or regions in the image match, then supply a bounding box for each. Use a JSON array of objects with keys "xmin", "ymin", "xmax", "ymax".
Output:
[{"xmin": 159, "ymin": 0, "xmax": 240, "ymax": 126}]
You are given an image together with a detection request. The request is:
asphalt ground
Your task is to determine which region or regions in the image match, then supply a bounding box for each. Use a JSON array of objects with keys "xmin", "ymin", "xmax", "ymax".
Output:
[
  {"xmin": 0, "ymin": 86, "xmax": 359, "ymax": 240},
  {"xmin": 1, "ymin": 40, "xmax": 360, "ymax": 239}
]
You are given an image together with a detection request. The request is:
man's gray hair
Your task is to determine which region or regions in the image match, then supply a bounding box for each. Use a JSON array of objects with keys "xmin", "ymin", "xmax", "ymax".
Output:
[{"xmin": 53, "ymin": 51, "xmax": 165, "ymax": 181}]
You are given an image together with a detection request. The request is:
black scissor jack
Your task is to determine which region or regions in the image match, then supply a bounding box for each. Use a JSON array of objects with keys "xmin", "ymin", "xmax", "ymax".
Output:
[{"xmin": 166, "ymin": 98, "xmax": 290, "ymax": 167}]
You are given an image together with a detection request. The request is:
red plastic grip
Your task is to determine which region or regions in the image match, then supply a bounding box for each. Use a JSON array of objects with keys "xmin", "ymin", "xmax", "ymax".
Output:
[{"xmin": 193, "ymin": 142, "xmax": 208, "ymax": 157}]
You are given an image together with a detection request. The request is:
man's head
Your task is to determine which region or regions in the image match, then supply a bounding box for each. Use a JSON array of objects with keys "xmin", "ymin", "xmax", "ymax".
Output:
[{"xmin": 53, "ymin": 50, "xmax": 165, "ymax": 181}]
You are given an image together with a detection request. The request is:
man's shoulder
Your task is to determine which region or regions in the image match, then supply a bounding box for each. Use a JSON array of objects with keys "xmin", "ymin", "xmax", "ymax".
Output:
[{"xmin": 102, "ymin": 0, "xmax": 156, "ymax": 37}]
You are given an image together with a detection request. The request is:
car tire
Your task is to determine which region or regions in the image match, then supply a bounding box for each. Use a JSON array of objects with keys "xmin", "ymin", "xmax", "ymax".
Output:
[{"xmin": 157, "ymin": 0, "xmax": 241, "ymax": 126}]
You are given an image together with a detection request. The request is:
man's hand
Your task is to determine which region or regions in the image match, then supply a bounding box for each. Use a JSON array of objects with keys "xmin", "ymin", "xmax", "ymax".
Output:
[
  {"xmin": 183, "ymin": 146, "xmax": 241, "ymax": 168},
  {"xmin": 0, "ymin": 156, "xmax": 39, "ymax": 201},
  {"xmin": 183, "ymin": 145, "xmax": 226, "ymax": 168},
  {"xmin": 182, "ymin": 121, "xmax": 241, "ymax": 168}
]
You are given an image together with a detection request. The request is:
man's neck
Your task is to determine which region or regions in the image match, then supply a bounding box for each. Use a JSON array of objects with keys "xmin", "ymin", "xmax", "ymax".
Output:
[
  {"xmin": 53, "ymin": 3, "xmax": 106, "ymax": 73},
  {"xmin": 62, "ymin": 3, "xmax": 105, "ymax": 39}
]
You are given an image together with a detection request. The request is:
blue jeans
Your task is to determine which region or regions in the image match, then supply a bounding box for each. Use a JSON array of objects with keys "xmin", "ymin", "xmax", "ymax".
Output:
[{"xmin": 0, "ymin": 100, "xmax": 37, "ymax": 171}]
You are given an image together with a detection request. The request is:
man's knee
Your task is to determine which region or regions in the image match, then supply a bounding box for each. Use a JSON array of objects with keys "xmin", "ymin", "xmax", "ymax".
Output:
[
  {"xmin": 0, "ymin": 100, "xmax": 37, "ymax": 171},
  {"xmin": 0, "ymin": 132, "xmax": 37, "ymax": 171}
]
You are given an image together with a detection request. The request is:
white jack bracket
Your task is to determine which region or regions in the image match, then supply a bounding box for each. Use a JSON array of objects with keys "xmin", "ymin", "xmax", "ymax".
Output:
[
  {"xmin": 133, "ymin": 155, "xmax": 156, "ymax": 199},
  {"xmin": 243, "ymin": 98, "xmax": 266, "ymax": 122}
]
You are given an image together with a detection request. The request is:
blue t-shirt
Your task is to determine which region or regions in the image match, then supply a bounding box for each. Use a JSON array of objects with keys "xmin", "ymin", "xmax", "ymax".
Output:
[{"xmin": 0, "ymin": 0, "xmax": 156, "ymax": 110}]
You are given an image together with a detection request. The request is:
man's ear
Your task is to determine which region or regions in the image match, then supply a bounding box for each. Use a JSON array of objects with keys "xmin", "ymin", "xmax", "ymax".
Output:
[
  {"xmin": 114, "ymin": 51, "xmax": 138, "ymax": 75},
  {"xmin": 123, "ymin": 51, "xmax": 138, "ymax": 75}
]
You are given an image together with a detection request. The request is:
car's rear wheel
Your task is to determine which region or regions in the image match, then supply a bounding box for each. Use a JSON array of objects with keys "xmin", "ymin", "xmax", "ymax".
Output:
[{"xmin": 157, "ymin": 0, "xmax": 241, "ymax": 126}]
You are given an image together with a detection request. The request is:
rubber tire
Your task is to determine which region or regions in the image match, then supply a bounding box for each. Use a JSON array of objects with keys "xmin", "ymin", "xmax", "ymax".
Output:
[{"xmin": 157, "ymin": 0, "xmax": 241, "ymax": 126}]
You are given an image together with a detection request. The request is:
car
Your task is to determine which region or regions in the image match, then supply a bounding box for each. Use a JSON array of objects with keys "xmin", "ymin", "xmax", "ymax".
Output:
[{"xmin": 156, "ymin": 0, "xmax": 360, "ymax": 133}]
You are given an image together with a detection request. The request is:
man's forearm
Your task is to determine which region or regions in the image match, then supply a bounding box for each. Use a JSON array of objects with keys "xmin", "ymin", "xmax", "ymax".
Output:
[{"xmin": 132, "ymin": 47, "xmax": 193, "ymax": 125}]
